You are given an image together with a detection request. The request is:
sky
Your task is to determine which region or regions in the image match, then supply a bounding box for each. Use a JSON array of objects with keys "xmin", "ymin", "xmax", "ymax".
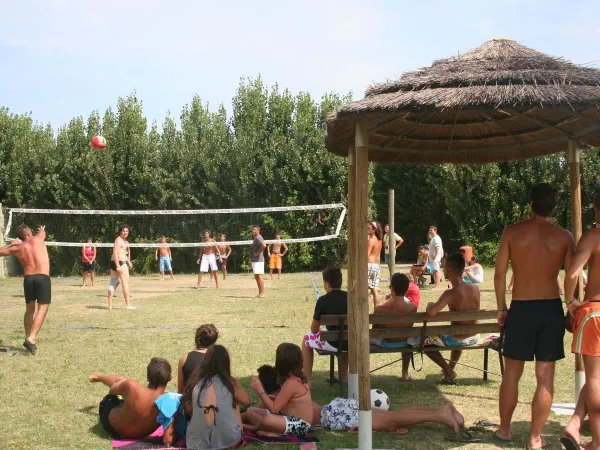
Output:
[{"xmin": 2, "ymin": 0, "xmax": 600, "ymax": 129}]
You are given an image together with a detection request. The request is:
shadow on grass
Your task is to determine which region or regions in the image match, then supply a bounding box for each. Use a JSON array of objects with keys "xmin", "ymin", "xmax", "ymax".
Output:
[
  {"xmin": 89, "ymin": 421, "xmax": 111, "ymax": 439},
  {"xmin": 86, "ymin": 305, "xmax": 109, "ymax": 310}
]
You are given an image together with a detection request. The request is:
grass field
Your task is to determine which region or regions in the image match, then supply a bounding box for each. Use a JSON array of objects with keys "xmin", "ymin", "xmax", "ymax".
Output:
[{"xmin": 0, "ymin": 266, "xmax": 582, "ymax": 449}]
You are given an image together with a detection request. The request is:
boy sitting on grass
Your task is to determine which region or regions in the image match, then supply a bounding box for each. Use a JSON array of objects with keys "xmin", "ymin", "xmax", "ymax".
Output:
[{"xmin": 90, "ymin": 357, "xmax": 180, "ymax": 445}]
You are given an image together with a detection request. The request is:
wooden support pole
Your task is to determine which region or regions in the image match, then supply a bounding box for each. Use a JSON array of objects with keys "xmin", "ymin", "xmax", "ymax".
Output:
[
  {"xmin": 347, "ymin": 145, "xmax": 358, "ymax": 399},
  {"xmin": 354, "ymin": 118, "xmax": 372, "ymax": 450},
  {"xmin": 569, "ymin": 139, "xmax": 585, "ymax": 399},
  {"xmin": 388, "ymin": 189, "xmax": 395, "ymax": 276},
  {"xmin": 0, "ymin": 203, "xmax": 5, "ymax": 278}
]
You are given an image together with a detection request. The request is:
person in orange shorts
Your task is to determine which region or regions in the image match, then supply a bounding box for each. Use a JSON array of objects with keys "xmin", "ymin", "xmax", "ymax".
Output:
[
  {"xmin": 564, "ymin": 193, "xmax": 600, "ymax": 450},
  {"xmin": 267, "ymin": 232, "xmax": 288, "ymax": 280}
]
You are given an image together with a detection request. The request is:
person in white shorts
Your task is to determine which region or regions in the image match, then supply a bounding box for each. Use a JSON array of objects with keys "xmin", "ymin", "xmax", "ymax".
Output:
[
  {"xmin": 250, "ymin": 225, "xmax": 266, "ymax": 298},
  {"xmin": 428, "ymin": 225, "xmax": 444, "ymax": 290},
  {"xmin": 195, "ymin": 229, "xmax": 221, "ymax": 289},
  {"xmin": 368, "ymin": 221, "xmax": 383, "ymax": 308}
]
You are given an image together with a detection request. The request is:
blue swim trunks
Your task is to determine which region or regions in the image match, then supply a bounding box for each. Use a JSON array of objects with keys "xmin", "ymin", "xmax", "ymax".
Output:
[{"xmin": 159, "ymin": 256, "xmax": 172, "ymax": 272}]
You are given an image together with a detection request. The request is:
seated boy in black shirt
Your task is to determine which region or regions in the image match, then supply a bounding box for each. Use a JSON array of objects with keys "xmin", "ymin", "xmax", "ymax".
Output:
[{"xmin": 302, "ymin": 266, "xmax": 348, "ymax": 385}]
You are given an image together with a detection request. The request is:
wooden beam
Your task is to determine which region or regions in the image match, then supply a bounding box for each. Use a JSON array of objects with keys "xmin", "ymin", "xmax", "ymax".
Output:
[
  {"xmin": 322, "ymin": 322, "xmax": 502, "ymax": 341},
  {"xmin": 320, "ymin": 309, "xmax": 501, "ymax": 326},
  {"xmin": 381, "ymin": 110, "xmax": 438, "ymax": 148},
  {"xmin": 347, "ymin": 145, "xmax": 357, "ymax": 382},
  {"xmin": 355, "ymin": 118, "xmax": 371, "ymax": 414},
  {"xmin": 569, "ymin": 139, "xmax": 585, "ymax": 400},
  {"xmin": 503, "ymin": 107, "xmax": 573, "ymax": 138},
  {"xmin": 482, "ymin": 112, "xmax": 520, "ymax": 144},
  {"xmin": 388, "ymin": 189, "xmax": 395, "ymax": 276},
  {"xmin": 369, "ymin": 135, "xmax": 570, "ymax": 155}
]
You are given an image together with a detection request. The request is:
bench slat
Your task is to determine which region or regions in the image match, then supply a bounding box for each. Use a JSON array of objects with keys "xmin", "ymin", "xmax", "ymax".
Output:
[
  {"xmin": 319, "ymin": 309, "xmax": 499, "ymax": 326},
  {"xmin": 320, "ymin": 322, "xmax": 501, "ymax": 342}
]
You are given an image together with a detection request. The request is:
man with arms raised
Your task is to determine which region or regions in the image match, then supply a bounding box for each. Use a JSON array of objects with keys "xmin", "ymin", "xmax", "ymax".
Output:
[
  {"xmin": 494, "ymin": 183, "xmax": 574, "ymax": 450},
  {"xmin": 251, "ymin": 225, "xmax": 266, "ymax": 298},
  {"xmin": 267, "ymin": 232, "xmax": 288, "ymax": 280},
  {"xmin": 0, "ymin": 224, "xmax": 50, "ymax": 354},
  {"xmin": 414, "ymin": 253, "xmax": 481, "ymax": 384},
  {"xmin": 196, "ymin": 229, "xmax": 220, "ymax": 289},
  {"xmin": 372, "ymin": 273, "xmax": 417, "ymax": 381},
  {"xmin": 217, "ymin": 233, "xmax": 232, "ymax": 280},
  {"xmin": 107, "ymin": 225, "xmax": 135, "ymax": 310},
  {"xmin": 90, "ymin": 357, "xmax": 178, "ymax": 444},
  {"xmin": 154, "ymin": 235, "xmax": 175, "ymax": 281},
  {"xmin": 368, "ymin": 221, "xmax": 383, "ymax": 308},
  {"xmin": 563, "ymin": 193, "xmax": 600, "ymax": 450},
  {"xmin": 429, "ymin": 226, "xmax": 444, "ymax": 290}
]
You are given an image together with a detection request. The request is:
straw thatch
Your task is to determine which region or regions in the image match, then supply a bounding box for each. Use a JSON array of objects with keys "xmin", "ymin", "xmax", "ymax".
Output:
[{"xmin": 326, "ymin": 38, "xmax": 600, "ymax": 164}]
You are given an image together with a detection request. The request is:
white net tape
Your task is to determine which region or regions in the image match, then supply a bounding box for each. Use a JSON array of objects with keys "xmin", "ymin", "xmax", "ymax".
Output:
[{"xmin": 4, "ymin": 204, "xmax": 347, "ymax": 248}]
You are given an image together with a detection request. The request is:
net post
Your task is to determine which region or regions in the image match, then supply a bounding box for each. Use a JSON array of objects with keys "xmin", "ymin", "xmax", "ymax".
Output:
[{"xmin": 0, "ymin": 203, "xmax": 5, "ymax": 278}]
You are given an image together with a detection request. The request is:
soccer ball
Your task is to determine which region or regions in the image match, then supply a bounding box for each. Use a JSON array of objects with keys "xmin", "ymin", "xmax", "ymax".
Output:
[
  {"xmin": 91, "ymin": 135, "xmax": 107, "ymax": 149},
  {"xmin": 370, "ymin": 389, "xmax": 390, "ymax": 410}
]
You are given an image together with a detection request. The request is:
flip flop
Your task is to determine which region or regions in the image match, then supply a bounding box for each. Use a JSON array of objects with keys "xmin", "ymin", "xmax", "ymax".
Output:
[
  {"xmin": 492, "ymin": 431, "xmax": 511, "ymax": 442},
  {"xmin": 469, "ymin": 420, "xmax": 500, "ymax": 432},
  {"xmin": 560, "ymin": 437, "xmax": 583, "ymax": 450},
  {"xmin": 437, "ymin": 379, "xmax": 458, "ymax": 386},
  {"xmin": 23, "ymin": 339, "xmax": 36, "ymax": 355},
  {"xmin": 445, "ymin": 429, "xmax": 482, "ymax": 443}
]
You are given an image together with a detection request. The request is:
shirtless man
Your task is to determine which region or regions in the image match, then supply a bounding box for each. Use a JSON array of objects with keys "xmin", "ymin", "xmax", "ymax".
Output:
[
  {"xmin": 0, "ymin": 224, "xmax": 50, "ymax": 354},
  {"xmin": 419, "ymin": 253, "xmax": 481, "ymax": 384},
  {"xmin": 367, "ymin": 221, "xmax": 383, "ymax": 308},
  {"xmin": 494, "ymin": 183, "xmax": 575, "ymax": 449},
  {"xmin": 90, "ymin": 357, "xmax": 176, "ymax": 444},
  {"xmin": 563, "ymin": 193, "xmax": 600, "ymax": 450},
  {"xmin": 196, "ymin": 229, "xmax": 220, "ymax": 289},
  {"xmin": 268, "ymin": 232, "xmax": 288, "ymax": 280},
  {"xmin": 373, "ymin": 273, "xmax": 417, "ymax": 381},
  {"xmin": 429, "ymin": 226, "xmax": 444, "ymax": 290},
  {"xmin": 217, "ymin": 233, "xmax": 232, "ymax": 280},
  {"xmin": 107, "ymin": 225, "xmax": 135, "ymax": 310},
  {"xmin": 154, "ymin": 236, "xmax": 174, "ymax": 281}
]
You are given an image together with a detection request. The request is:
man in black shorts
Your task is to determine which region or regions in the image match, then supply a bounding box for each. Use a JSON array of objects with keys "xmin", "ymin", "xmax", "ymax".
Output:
[
  {"xmin": 0, "ymin": 224, "xmax": 51, "ymax": 354},
  {"xmin": 494, "ymin": 184, "xmax": 575, "ymax": 449}
]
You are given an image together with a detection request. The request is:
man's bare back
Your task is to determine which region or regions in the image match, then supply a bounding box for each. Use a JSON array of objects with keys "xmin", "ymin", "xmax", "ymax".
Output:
[
  {"xmin": 501, "ymin": 218, "xmax": 574, "ymax": 300},
  {"xmin": 368, "ymin": 235, "xmax": 382, "ymax": 263},
  {"xmin": 109, "ymin": 380, "xmax": 163, "ymax": 438},
  {"xmin": 441, "ymin": 282, "xmax": 480, "ymax": 336},
  {"xmin": 12, "ymin": 227, "xmax": 49, "ymax": 275}
]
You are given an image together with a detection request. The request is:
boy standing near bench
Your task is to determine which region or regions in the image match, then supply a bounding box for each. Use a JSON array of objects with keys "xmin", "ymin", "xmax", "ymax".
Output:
[
  {"xmin": 416, "ymin": 253, "xmax": 481, "ymax": 384},
  {"xmin": 302, "ymin": 266, "xmax": 348, "ymax": 385}
]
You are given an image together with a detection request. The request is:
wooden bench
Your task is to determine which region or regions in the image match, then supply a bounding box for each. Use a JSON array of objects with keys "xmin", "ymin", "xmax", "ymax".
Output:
[{"xmin": 317, "ymin": 310, "xmax": 504, "ymax": 396}]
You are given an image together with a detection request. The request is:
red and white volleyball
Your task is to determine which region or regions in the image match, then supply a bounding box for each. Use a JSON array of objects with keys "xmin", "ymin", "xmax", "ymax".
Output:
[{"xmin": 91, "ymin": 135, "xmax": 107, "ymax": 149}]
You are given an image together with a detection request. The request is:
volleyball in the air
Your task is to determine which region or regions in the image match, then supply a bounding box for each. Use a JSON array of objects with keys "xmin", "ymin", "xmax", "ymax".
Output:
[
  {"xmin": 91, "ymin": 135, "xmax": 107, "ymax": 149},
  {"xmin": 370, "ymin": 389, "xmax": 390, "ymax": 410}
]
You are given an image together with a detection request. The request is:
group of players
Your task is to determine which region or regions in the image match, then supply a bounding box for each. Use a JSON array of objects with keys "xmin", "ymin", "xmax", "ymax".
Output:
[{"xmin": 0, "ymin": 223, "xmax": 290, "ymax": 354}]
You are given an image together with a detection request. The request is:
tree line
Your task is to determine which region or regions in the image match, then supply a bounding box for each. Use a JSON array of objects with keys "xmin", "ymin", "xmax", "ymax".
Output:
[{"xmin": 1, "ymin": 76, "xmax": 598, "ymax": 274}]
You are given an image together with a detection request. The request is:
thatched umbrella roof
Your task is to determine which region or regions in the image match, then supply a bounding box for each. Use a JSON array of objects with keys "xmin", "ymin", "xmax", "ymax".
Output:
[{"xmin": 326, "ymin": 37, "xmax": 600, "ymax": 164}]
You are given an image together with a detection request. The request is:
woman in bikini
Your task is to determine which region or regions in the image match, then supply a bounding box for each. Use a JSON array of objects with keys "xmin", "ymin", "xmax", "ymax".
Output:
[{"xmin": 247, "ymin": 343, "xmax": 313, "ymax": 436}]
